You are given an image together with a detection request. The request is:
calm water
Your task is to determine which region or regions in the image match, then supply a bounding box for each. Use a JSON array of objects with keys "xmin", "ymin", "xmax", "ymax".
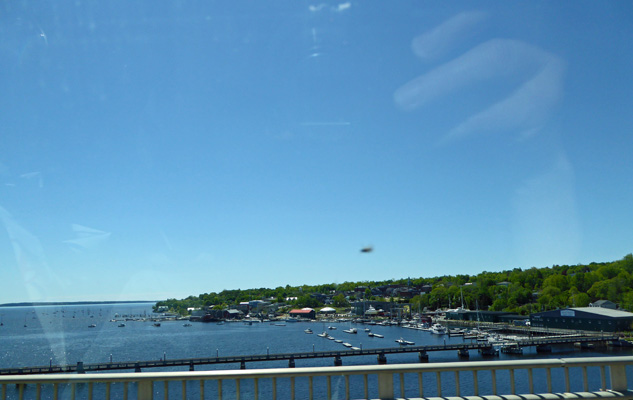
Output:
[{"xmin": 1, "ymin": 303, "xmax": 631, "ymax": 399}]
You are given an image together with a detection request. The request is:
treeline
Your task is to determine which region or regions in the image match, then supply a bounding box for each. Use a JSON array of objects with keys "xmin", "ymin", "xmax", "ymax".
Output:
[{"xmin": 155, "ymin": 254, "xmax": 633, "ymax": 316}]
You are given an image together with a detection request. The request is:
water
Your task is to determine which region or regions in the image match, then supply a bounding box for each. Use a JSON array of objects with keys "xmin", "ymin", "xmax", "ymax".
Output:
[{"xmin": 1, "ymin": 303, "xmax": 632, "ymax": 399}]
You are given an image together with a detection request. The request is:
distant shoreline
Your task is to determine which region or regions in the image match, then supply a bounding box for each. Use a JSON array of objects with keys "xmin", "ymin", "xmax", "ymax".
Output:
[{"xmin": 0, "ymin": 300, "xmax": 156, "ymax": 307}]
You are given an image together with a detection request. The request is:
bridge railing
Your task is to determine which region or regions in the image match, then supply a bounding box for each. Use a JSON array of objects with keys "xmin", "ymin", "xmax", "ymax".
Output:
[{"xmin": 1, "ymin": 356, "xmax": 633, "ymax": 400}]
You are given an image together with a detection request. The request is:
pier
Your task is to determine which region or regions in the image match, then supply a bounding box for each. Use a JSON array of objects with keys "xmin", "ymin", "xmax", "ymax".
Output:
[{"xmin": 0, "ymin": 334, "xmax": 620, "ymax": 375}]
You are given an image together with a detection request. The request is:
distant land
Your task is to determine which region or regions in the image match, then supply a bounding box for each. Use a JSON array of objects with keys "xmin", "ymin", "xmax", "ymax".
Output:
[{"xmin": 0, "ymin": 300, "xmax": 156, "ymax": 308}]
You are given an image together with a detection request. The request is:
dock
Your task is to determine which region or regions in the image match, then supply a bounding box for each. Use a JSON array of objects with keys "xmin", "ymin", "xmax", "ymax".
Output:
[{"xmin": 0, "ymin": 334, "xmax": 621, "ymax": 375}]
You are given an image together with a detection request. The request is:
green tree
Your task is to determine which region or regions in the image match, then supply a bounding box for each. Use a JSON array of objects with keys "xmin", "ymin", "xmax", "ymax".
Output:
[{"xmin": 332, "ymin": 294, "xmax": 349, "ymax": 307}]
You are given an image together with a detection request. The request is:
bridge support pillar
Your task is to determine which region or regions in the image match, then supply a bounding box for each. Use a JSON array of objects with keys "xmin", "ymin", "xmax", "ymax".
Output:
[
  {"xmin": 288, "ymin": 357, "xmax": 295, "ymax": 368},
  {"xmin": 134, "ymin": 363, "xmax": 141, "ymax": 373},
  {"xmin": 378, "ymin": 353, "xmax": 387, "ymax": 365},
  {"xmin": 334, "ymin": 356, "xmax": 342, "ymax": 366},
  {"xmin": 189, "ymin": 362, "xmax": 194, "ymax": 371},
  {"xmin": 240, "ymin": 360, "xmax": 246, "ymax": 370},
  {"xmin": 77, "ymin": 362, "xmax": 85, "ymax": 374},
  {"xmin": 418, "ymin": 351, "xmax": 428, "ymax": 362}
]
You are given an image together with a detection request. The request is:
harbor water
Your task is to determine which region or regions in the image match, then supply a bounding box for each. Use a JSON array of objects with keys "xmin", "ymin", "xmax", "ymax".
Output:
[{"xmin": 1, "ymin": 303, "xmax": 632, "ymax": 399}]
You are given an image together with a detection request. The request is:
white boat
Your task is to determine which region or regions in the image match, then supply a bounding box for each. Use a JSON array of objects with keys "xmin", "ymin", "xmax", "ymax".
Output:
[
  {"xmin": 304, "ymin": 328, "xmax": 313, "ymax": 334},
  {"xmin": 370, "ymin": 333, "xmax": 384, "ymax": 338},
  {"xmin": 342, "ymin": 343, "xmax": 352, "ymax": 347},
  {"xmin": 317, "ymin": 332, "xmax": 329, "ymax": 338},
  {"xmin": 364, "ymin": 305, "xmax": 378, "ymax": 316},
  {"xmin": 343, "ymin": 328, "xmax": 357, "ymax": 334},
  {"xmin": 430, "ymin": 324, "xmax": 446, "ymax": 334},
  {"xmin": 395, "ymin": 337, "xmax": 415, "ymax": 345},
  {"xmin": 328, "ymin": 326, "xmax": 337, "ymax": 330},
  {"xmin": 118, "ymin": 323, "xmax": 126, "ymax": 327},
  {"xmin": 334, "ymin": 339, "xmax": 343, "ymax": 343}
]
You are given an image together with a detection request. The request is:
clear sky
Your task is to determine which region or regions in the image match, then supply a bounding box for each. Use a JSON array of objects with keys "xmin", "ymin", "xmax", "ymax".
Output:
[{"xmin": 1, "ymin": 1, "xmax": 632, "ymax": 303}]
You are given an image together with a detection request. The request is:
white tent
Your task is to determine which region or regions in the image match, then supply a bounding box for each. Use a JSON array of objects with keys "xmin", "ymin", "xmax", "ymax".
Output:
[{"xmin": 319, "ymin": 307, "xmax": 336, "ymax": 314}]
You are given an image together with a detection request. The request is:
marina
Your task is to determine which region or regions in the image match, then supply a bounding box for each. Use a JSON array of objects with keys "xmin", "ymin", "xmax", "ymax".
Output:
[
  {"xmin": 0, "ymin": 303, "xmax": 628, "ymax": 374},
  {"xmin": 0, "ymin": 303, "xmax": 632, "ymax": 400}
]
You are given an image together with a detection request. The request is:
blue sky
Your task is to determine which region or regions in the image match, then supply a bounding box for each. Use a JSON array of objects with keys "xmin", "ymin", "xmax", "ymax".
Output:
[{"xmin": 1, "ymin": 1, "xmax": 632, "ymax": 303}]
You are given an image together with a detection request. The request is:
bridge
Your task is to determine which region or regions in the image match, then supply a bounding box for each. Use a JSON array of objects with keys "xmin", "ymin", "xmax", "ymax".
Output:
[
  {"xmin": 1, "ymin": 356, "xmax": 632, "ymax": 400},
  {"xmin": 0, "ymin": 333, "xmax": 620, "ymax": 376}
]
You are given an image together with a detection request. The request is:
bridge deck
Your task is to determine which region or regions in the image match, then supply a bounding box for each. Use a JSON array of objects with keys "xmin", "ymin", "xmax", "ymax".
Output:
[{"xmin": 0, "ymin": 334, "xmax": 619, "ymax": 375}]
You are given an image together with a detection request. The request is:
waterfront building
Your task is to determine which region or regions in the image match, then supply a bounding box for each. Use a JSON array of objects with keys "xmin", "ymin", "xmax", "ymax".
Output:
[
  {"xmin": 590, "ymin": 300, "xmax": 618, "ymax": 309},
  {"xmin": 445, "ymin": 310, "xmax": 519, "ymax": 323},
  {"xmin": 289, "ymin": 308, "xmax": 316, "ymax": 319},
  {"xmin": 529, "ymin": 307, "xmax": 633, "ymax": 332}
]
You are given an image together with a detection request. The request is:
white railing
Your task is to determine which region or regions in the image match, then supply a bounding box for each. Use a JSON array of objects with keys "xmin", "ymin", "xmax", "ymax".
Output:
[{"xmin": 1, "ymin": 356, "xmax": 633, "ymax": 400}]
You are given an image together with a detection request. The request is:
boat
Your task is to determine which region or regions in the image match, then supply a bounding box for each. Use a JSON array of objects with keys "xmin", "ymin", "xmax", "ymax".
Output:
[
  {"xmin": 395, "ymin": 337, "xmax": 415, "ymax": 345},
  {"xmin": 153, "ymin": 322, "xmax": 161, "ymax": 327},
  {"xmin": 430, "ymin": 324, "xmax": 446, "ymax": 334},
  {"xmin": 342, "ymin": 342, "xmax": 352, "ymax": 347},
  {"xmin": 371, "ymin": 333, "xmax": 384, "ymax": 338},
  {"xmin": 183, "ymin": 323, "xmax": 192, "ymax": 327},
  {"xmin": 334, "ymin": 339, "xmax": 343, "ymax": 343},
  {"xmin": 457, "ymin": 348, "xmax": 470, "ymax": 358},
  {"xmin": 328, "ymin": 326, "xmax": 337, "ymax": 330},
  {"xmin": 317, "ymin": 332, "xmax": 329, "ymax": 338},
  {"xmin": 343, "ymin": 328, "xmax": 357, "ymax": 334},
  {"xmin": 118, "ymin": 323, "xmax": 126, "ymax": 327},
  {"xmin": 501, "ymin": 343, "xmax": 523, "ymax": 354},
  {"xmin": 304, "ymin": 328, "xmax": 313, "ymax": 334},
  {"xmin": 88, "ymin": 324, "xmax": 97, "ymax": 328},
  {"xmin": 364, "ymin": 305, "xmax": 379, "ymax": 316},
  {"xmin": 350, "ymin": 346, "xmax": 361, "ymax": 350}
]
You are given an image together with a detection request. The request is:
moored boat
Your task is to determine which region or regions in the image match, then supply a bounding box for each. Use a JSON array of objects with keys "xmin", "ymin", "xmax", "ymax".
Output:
[{"xmin": 430, "ymin": 324, "xmax": 446, "ymax": 334}]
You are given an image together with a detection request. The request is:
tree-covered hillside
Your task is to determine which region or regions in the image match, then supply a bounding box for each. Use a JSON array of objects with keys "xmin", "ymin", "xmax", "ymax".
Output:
[{"xmin": 155, "ymin": 254, "xmax": 633, "ymax": 316}]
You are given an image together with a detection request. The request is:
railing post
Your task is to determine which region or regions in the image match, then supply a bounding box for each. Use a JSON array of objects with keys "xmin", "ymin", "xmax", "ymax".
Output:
[
  {"xmin": 377, "ymin": 372, "xmax": 394, "ymax": 400},
  {"xmin": 137, "ymin": 380, "xmax": 153, "ymax": 400},
  {"xmin": 609, "ymin": 364, "xmax": 628, "ymax": 391}
]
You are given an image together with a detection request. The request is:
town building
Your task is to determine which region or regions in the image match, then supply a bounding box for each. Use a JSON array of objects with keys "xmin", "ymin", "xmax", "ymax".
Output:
[
  {"xmin": 289, "ymin": 308, "xmax": 316, "ymax": 319},
  {"xmin": 445, "ymin": 310, "xmax": 518, "ymax": 323},
  {"xmin": 529, "ymin": 307, "xmax": 633, "ymax": 332},
  {"xmin": 589, "ymin": 300, "xmax": 617, "ymax": 309}
]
